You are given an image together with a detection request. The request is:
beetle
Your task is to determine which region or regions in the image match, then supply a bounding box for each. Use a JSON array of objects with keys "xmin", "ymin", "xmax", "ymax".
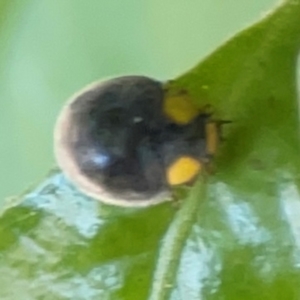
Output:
[{"xmin": 54, "ymin": 76, "xmax": 223, "ymax": 207}]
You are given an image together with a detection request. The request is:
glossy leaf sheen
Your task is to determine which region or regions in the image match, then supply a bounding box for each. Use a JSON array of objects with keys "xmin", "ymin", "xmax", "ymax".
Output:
[{"xmin": 1, "ymin": 1, "xmax": 300, "ymax": 299}]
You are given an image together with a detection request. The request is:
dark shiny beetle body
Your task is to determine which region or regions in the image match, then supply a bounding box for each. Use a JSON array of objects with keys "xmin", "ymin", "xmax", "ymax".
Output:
[{"xmin": 54, "ymin": 76, "xmax": 219, "ymax": 206}]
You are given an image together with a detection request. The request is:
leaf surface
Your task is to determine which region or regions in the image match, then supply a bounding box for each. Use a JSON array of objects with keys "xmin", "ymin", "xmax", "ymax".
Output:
[{"xmin": 1, "ymin": 1, "xmax": 300, "ymax": 299}]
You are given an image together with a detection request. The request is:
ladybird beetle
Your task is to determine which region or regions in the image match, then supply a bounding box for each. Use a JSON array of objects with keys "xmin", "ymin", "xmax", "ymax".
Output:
[{"xmin": 54, "ymin": 76, "xmax": 223, "ymax": 207}]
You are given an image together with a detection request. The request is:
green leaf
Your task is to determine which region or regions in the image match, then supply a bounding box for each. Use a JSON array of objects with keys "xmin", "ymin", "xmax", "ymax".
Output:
[{"xmin": 1, "ymin": 1, "xmax": 300, "ymax": 300}]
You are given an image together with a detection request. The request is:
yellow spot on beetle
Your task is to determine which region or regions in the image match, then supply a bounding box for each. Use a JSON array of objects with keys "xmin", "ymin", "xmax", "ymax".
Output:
[
  {"xmin": 164, "ymin": 94, "xmax": 199, "ymax": 125},
  {"xmin": 206, "ymin": 122, "xmax": 219, "ymax": 155},
  {"xmin": 167, "ymin": 156, "xmax": 202, "ymax": 186}
]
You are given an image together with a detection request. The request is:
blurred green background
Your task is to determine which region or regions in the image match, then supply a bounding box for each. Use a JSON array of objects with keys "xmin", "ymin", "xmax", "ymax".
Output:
[{"xmin": 0, "ymin": 0, "xmax": 277, "ymax": 203}]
